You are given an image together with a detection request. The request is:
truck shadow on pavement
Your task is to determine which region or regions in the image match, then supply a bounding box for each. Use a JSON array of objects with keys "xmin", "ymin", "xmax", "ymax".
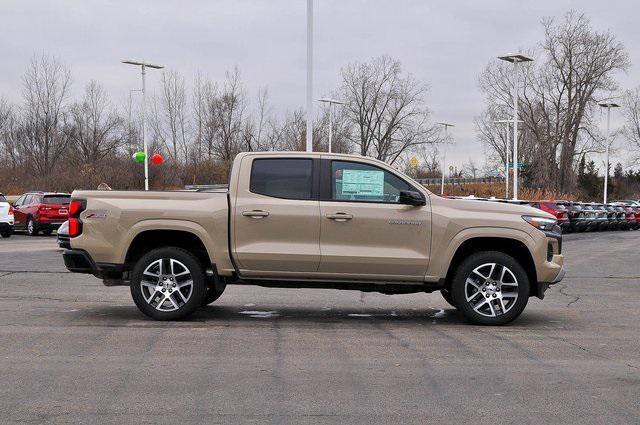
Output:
[{"xmin": 81, "ymin": 304, "xmax": 558, "ymax": 328}]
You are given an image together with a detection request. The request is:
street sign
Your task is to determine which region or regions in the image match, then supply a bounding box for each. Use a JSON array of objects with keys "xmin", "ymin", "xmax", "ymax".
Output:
[
  {"xmin": 409, "ymin": 157, "xmax": 419, "ymax": 168},
  {"xmin": 508, "ymin": 162, "xmax": 526, "ymax": 169}
]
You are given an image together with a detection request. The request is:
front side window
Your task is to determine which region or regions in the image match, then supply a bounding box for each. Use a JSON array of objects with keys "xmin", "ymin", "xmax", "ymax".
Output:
[
  {"xmin": 250, "ymin": 158, "xmax": 313, "ymax": 200},
  {"xmin": 331, "ymin": 161, "xmax": 413, "ymax": 203}
]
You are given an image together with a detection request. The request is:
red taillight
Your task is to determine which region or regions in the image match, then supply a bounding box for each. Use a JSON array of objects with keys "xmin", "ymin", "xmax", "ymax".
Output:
[
  {"xmin": 8, "ymin": 206, "xmax": 14, "ymax": 215},
  {"xmin": 69, "ymin": 200, "xmax": 86, "ymax": 218},
  {"xmin": 68, "ymin": 199, "xmax": 86, "ymax": 237},
  {"xmin": 68, "ymin": 219, "xmax": 82, "ymax": 237}
]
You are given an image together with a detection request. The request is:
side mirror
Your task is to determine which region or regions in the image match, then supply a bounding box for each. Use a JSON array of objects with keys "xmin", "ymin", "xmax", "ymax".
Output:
[{"xmin": 399, "ymin": 190, "xmax": 426, "ymax": 206}]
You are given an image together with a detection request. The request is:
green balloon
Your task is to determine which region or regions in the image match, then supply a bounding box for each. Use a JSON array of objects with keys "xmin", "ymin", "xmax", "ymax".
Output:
[{"xmin": 132, "ymin": 151, "xmax": 146, "ymax": 163}]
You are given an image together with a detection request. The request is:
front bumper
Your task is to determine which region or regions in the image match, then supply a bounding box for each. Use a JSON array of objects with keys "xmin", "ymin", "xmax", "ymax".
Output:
[{"xmin": 62, "ymin": 249, "xmax": 124, "ymax": 279}]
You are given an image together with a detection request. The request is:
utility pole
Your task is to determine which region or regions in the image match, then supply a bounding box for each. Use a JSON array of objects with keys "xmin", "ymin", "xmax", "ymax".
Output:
[
  {"xmin": 598, "ymin": 102, "xmax": 620, "ymax": 203},
  {"xmin": 306, "ymin": 0, "xmax": 314, "ymax": 152},
  {"xmin": 318, "ymin": 98, "xmax": 344, "ymax": 153},
  {"xmin": 436, "ymin": 122, "xmax": 454, "ymax": 195},
  {"xmin": 122, "ymin": 60, "xmax": 164, "ymax": 190},
  {"xmin": 498, "ymin": 54, "xmax": 533, "ymax": 200}
]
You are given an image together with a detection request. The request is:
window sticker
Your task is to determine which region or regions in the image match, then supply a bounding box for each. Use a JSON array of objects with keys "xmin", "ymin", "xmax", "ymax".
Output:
[{"xmin": 340, "ymin": 169, "xmax": 385, "ymax": 196}]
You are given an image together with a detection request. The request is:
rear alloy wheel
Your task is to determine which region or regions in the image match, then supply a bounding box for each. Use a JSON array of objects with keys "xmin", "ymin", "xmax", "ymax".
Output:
[
  {"xmin": 451, "ymin": 251, "xmax": 529, "ymax": 326},
  {"xmin": 27, "ymin": 218, "xmax": 38, "ymax": 236},
  {"xmin": 130, "ymin": 247, "xmax": 206, "ymax": 320}
]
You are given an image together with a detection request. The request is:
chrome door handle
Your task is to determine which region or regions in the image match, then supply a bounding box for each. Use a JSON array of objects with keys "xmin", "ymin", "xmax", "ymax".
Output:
[
  {"xmin": 242, "ymin": 210, "xmax": 270, "ymax": 218},
  {"xmin": 325, "ymin": 213, "xmax": 353, "ymax": 222}
]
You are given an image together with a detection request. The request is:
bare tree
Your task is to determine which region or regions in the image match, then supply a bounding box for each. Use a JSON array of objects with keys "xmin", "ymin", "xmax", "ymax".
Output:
[
  {"xmin": 19, "ymin": 54, "xmax": 72, "ymax": 175},
  {"xmin": 66, "ymin": 81, "xmax": 122, "ymax": 164},
  {"xmin": 477, "ymin": 11, "xmax": 629, "ymax": 192},
  {"xmin": 340, "ymin": 56, "xmax": 437, "ymax": 164}
]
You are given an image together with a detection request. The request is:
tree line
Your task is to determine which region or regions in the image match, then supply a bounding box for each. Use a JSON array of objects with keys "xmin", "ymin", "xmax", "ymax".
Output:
[{"xmin": 0, "ymin": 55, "xmax": 439, "ymax": 193}]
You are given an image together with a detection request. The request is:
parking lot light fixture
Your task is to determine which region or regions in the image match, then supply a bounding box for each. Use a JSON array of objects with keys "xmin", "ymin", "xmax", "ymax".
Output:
[
  {"xmin": 598, "ymin": 102, "xmax": 620, "ymax": 204},
  {"xmin": 498, "ymin": 54, "xmax": 533, "ymax": 200},
  {"xmin": 436, "ymin": 122, "xmax": 454, "ymax": 195},
  {"xmin": 318, "ymin": 98, "xmax": 344, "ymax": 153},
  {"xmin": 121, "ymin": 60, "xmax": 164, "ymax": 191}
]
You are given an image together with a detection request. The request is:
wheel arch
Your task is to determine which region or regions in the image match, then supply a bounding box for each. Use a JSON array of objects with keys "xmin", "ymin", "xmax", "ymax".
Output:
[
  {"xmin": 442, "ymin": 235, "xmax": 538, "ymax": 296},
  {"xmin": 124, "ymin": 225, "xmax": 214, "ymax": 270}
]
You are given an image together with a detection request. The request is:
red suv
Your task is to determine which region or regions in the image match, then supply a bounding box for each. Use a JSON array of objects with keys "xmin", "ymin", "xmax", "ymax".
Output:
[{"xmin": 12, "ymin": 192, "xmax": 71, "ymax": 236}]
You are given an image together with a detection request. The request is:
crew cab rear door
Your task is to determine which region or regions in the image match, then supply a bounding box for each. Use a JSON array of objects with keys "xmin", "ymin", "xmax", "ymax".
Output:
[
  {"xmin": 317, "ymin": 157, "xmax": 431, "ymax": 281},
  {"xmin": 232, "ymin": 155, "xmax": 321, "ymax": 274}
]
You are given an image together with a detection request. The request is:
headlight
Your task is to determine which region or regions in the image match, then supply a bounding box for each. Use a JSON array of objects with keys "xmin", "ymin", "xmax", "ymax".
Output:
[{"xmin": 522, "ymin": 215, "xmax": 557, "ymax": 231}]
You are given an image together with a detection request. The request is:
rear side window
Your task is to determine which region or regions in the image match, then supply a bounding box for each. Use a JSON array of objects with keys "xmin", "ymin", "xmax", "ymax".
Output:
[
  {"xmin": 43, "ymin": 195, "xmax": 71, "ymax": 205},
  {"xmin": 250, "ymin": 158, "xmax": 313, "ymax": 200},
  {"xmin": 0, "ymin": 194, "xmax": 6, "ymax": 202}
]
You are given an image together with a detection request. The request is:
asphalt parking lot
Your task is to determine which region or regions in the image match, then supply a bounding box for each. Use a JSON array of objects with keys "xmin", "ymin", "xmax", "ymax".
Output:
[{"xmin": 1, "ymin": 232, "xmax": 639, "ymax": 424}]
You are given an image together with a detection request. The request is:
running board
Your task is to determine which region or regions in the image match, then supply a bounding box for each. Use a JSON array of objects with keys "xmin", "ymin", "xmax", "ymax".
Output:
[{"xmin": 228, "ymin": 278, "xmax": 441, "ymax": 295}]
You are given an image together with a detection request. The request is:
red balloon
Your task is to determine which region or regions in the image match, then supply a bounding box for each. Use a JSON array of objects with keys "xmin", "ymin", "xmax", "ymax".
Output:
[{"xmin": 151, "ymin": 153, "xmax": 164, "ymax": 165}]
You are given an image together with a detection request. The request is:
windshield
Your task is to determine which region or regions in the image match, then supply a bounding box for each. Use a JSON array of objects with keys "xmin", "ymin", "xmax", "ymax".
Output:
[{"xmin": 42, "ymin": 195, "xmax": 70, "ymax": 205}]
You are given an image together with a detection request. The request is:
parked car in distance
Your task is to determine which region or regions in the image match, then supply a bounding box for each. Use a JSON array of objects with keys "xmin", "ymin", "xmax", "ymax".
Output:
[
  {"xmin": 560, "ymin": 202, "xmax": 587, "ymax": 232},
  {"xmin": 57, "ymin": 220, "xmax": 70, "ymax": 248},
  {"xmin": 621, "ymin": 204, "xmax": 638, "ymax": 230},
  {"xmin": 62, "ymin": 151, "xmax": 564, "ymax": 325},
  {"xmin": 0, "ymin": 193, "xmax": 14, "ymax": 238},
  {"xmin": 632, "ymin": 206, "xmax": 640, "ymax": 230},
  {"xmin": 12, "ymin": 192, "xmax": 70, "ymax": 236},
  {"xmin": 530, "ymin": 200, "xmax": 570, "ymax": 232},
  {"xmin": 588, "ymin": 203, "xmax": 609, "ymax": 231}
]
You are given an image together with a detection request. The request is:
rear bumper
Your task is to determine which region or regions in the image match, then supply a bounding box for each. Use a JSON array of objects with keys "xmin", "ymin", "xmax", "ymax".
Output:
[
  {"xmin": 0, "ymin": 222, "xmax": 13, "ymax": 231},
  {"xmin": 62, "ymin": 249, "xmax": 124, "ymax": 278},
  {"xmin": 37, "ymin": 221, "xmax": 65, "ymax": 231}
]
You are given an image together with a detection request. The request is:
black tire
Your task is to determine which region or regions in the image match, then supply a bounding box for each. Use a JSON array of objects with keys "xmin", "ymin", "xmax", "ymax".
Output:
[
  {"xmin": 440, "ymin": 288, "xmax": 457, "ymax": 309},
  {"xmin": 130, "ymin": 247, "xmax": 207, "ymax": 320},
  {"xmin": 0, "ymin": 230, "xmax": 11, "ymax": 238},
  {"xmin": 451, "ymin": 251, "xmax": 530, "ymax": 326},
  {"xmin": 27, "ymin": 217, "xmax": 39, "ymax": 236},
  {"xmin": 202, "ymin": 284, "xmax": 226, "ymax": 306}
]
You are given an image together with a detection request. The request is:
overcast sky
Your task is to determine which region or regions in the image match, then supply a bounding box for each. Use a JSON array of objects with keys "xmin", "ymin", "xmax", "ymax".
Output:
[{"xmin": 1, "ymin": 0, "xmax": 638, "ymax": 169}]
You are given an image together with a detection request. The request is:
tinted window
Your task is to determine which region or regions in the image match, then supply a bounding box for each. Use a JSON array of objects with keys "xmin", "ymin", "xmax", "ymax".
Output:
[
  {"xmin": 23, "ymin": 195, "xmax": 33, "ymax": 205},
  {"xmin": 250, "ymin": 158, "xmax": 313, "ymax": 200},
  {"xmin": 43, "ymin": 195, "xmax": 71, "ymax": 205},
  {"xmin": 331, "ymin": 161, "xmax": 412, "ymax": 203}
]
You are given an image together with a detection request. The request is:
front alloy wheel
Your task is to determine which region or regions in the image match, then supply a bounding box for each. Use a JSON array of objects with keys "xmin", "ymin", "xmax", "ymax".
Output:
[
  {"xmin": 130, "ymin": 247, "xmax": 206, "ymax": 320},
  {"xmin": 451, "ymin": 251, "xmax": 529, "ymax": 325},
  {"xmin": 463, "ymin": 263, "xmax": 519, "ymax": 318}
]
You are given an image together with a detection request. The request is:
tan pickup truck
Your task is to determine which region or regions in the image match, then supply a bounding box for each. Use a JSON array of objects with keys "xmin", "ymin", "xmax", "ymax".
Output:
[{"xmin": 62, "ymin": 152, "xmax": 564, "ymax": 325}]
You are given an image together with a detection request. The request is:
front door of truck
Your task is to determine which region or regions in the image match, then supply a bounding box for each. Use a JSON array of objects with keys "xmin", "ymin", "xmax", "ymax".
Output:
[
  {"xmin": 233, "ymin": 156, "xmax": 321, "ymax": 274},
  {"xmin": 318, "ymin": 158, "xmax": 431, "ymax": 280}
]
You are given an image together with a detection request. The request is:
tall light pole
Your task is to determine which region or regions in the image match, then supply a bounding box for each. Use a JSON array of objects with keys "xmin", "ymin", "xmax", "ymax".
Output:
[
  {"xmin": 306, "ymin": 0, "xmax": 314, "ymax": 152},
  {"xmin": 318, "ymin": 98, "xmax": 344, "ymax": 153},
  {"xmin": 598, "ymin": 102, "xmax": 620, "ymax": 204},
  {"xmin": 498, "ymin": 54, "xmax": 533, "ymax": 200},
  {"xmin": 122, "ymin": 60, "xmax": 164, "ymax": 191},
  {"xmin": 494, "ymin": 119, "xmax": 523, "ymax": 198},
  {"xmin": 436, "ymin": 122, "xmax": 454, "ymax": 195}
]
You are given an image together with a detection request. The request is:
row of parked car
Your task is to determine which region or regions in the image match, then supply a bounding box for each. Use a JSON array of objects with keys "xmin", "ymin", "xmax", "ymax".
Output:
[
  {"xmin": 533, "ymin": 200, "xmax": 640, "ymax": 233},
  {"xmin": 0, "ymin": 191, "xmax": 71, "ymax": 238},
  {"xmin": 455, "ymin": 196, "xmax": 640, "ymax": 233}
]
